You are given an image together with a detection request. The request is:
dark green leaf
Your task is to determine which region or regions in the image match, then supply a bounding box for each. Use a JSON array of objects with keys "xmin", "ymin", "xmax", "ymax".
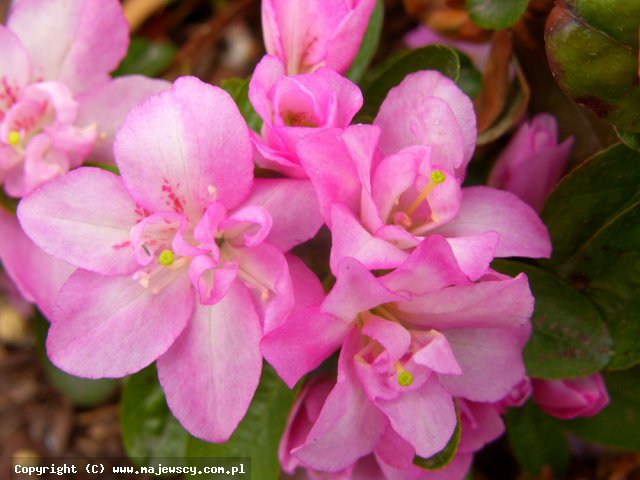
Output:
[
  {"xmin": 121, "ymin": 364, "xmax": 188, "ymax": 465},
  {"xmin": 466, "ymin": 0, "xmax": 529, "ymax": 30},
  {"xmin": 493, "ymin": 260, "xmax": 611, "ymax": 379},
  {"xmin": 616, "ymin": 128, "xmax": 640, "ymax": 152},
  {"xmin": 566, "ymin": 366, "xmax": 640, "ymax": 449},
  {"xmin": 221, "ymin": 77, "xmax": 263, "ymax": 132},
  {"xmin": 186, "ymin": 364, "xmax": 296, "ymax": 480},
  {"xmin": 455, "ymin": 51, "xmax": 483, "ymax": 99},
  {"xmin": 413, "ymin": 406, "xmax": 461, "ymax": 470},
  {"xmin": 359, "ymin": 46, "xmax": 460, "ymax": 119},
  {"xmin": 0, "ymin": 190, "xmax": 18, "ymax": 214},
  {"xmin": 33, "ymin": 314, "xmax": 118, "ymax": 407},
  {"xmin": 506, "ymin": 401, "xmax": 570, "ymax": 477},
  {"xmin": 114, "ymin": 37, "xmax": 176, "ymax": 78},
  {"xmin": 84, "ymin": 162, "xmax": 120, "ymax": 175},
  {"xmin": 346, "ymin": 0, "xmax": 383, "ymax": 84}
]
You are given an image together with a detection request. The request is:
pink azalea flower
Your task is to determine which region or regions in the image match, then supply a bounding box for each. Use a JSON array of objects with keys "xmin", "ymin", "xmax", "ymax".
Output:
[
  {"xmin": 262, "ymin": 235, "xmax": 533, "ymax": 471},
  {"xmin": 248, "ymin": 55, "xmax": 363, "ymax": 178},
  {"xmin": 18, "ymin": 77, "xmax": 322, "ymax": 441},
  {"xmin": 532, "ymin": 374, "xmax": 609, "ymax": 420},
  {"xmin": 262, "ymin": 0, "xmax": 376, "ymax": 75},
  {"xmin": 297, "ymin": 71, "xmax": 551, "ymax": 277},
  {"xmin": 488, "ymin": 113, "xmax": 573, "ymax": 212},
  {"xmin": 0, "ymin": 0, "xmax": 169, "ymax": 197}
]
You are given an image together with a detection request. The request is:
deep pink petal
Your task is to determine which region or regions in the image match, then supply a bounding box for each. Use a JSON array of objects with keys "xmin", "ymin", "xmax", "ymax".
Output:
[
  {"xmin": 17, "ymin": 167, "xmax": 139, "ymax": 275},
  {"xmin": 238, "ymin": 178, "xmax": 322, "ymax": 251},
  {"xmin": 8, "ymin": 0, "xmax": 128, "ymax": 92},
  {"xmin": 157, "ymin": 282, "xmax": 262, "ymax": 442},
  {"xmin": 48, "ymin": 268, "xmax": 193, "ymax": 378},
  {"xmin": 532, "ymin": 374, "xmax": 609, "ymax": 420},
  {"xmin": 457, "ymin": 400, "xmax": 504, "ymax": 454},
  {"xmin": 115, "ymin": 77, "xmax": 253, "ymax": 218},
  {"xmin": 76, "ymin": 75, "xmax": 170, "ymax": 164},
  {"xmin": 432, "ymin": 186, "xmax": 552, "ymax": 258},
  {"xmin": 0, "ymin": 209, "xmax": 74, "ymax": 319},
  {"xmin": 248, "ymin": 55, "xmax": 283, "ymax": 123}
]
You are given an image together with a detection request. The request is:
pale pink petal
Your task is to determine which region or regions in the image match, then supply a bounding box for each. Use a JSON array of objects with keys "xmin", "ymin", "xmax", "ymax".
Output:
[
  {"xmin": 376, "ymin": 377, "xmax": 457, "ymax": 459},
  {"xmin": 0, "ymin": 26, "xmax": 31, "ymax": 112},
  {"xmin": 362, "ymin": 315, "xmax": 411, "ymax": 362},
  {"xmin": 396, "ymin": 273, "xmax": 534, "ymax": 331},
  {"xmin": 48, "ymin": 268, "xmax": 193, "ymax": 377},
  {"xmin": 374, "ymin": 71, "xmax": 476, "ymax": 175},
  {"xmin": 412, "ymin": 330, "xmax": 462, "ymax": 376},
  {"xmin": 457, "ymin": 401, "xmax": 504, "ymax": 454},
  {"xmin": 374, "ymin": 426, "xmax": 415, "ymax": 470},
  {"xmin": 157, "ymin": 281, "xmax": 262, "ymax": 442},
  {"xmin": 8, "ymin": 0, "xmax": 128, "ymax": 92},
  {"xmin": 238, "ymin": 179, "xmax": 323, "ymax": 251},
  {"xmin": 76, "ymin": 75, "xmax": 170, "ymax": 164},
  {"xmin": 115, "ymin": 77, "xmax": 253, "ymax": 218},
  {"xmin": 248, "ymin": 54, "xmax": 283, "ymax": 123},
  {"xmin": 293, "ymin": 330, "xmax": 388, "ymax": 471},
  {"xmin": 17, "ymin": 167, "xmax": 139, "ymax": 275},
  {"xmin": 322, "ymin": 257, "xmax": 407, "ymax": 321},
  {"xmin": 188, "ymin": 255, "xmax": 238, "ymax": 306},
  {"xmin": 221, "ymin": 206, "xmax": 273, "ymax": 248},
  {"xmin": 330, "ymin": 204, "xmax": 408, "ymax": 273},
  {"xmin": 0, "ymin": 209, "xmax": 74, "ymax": 319},
  {"xmin": 445, "ymin": 232, "xmax": 499, "ymax": 281},
  {"xmin": 432, "ymin": 186, "xmax": 552, "ymax": 258}
]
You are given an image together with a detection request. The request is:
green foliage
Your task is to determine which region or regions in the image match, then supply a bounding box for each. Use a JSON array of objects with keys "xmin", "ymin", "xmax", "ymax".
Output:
[
  {"xmin": 456, "ymin": 51, "xmax": 483, "ymax": 99},
  {"xmin": 466, "ymin": 0, "xmax": 529, "ymax": 30},
  {"xmin": 120, "ymin": 365, "xmax": 188, "ymax": 466},
  {"xmin": 186, "ymin": 364, "xmax": 296, "ymax": 480},
  {"xmin": 506, "ymin": 401, "xmax": 570, "ymax": 477},
  {"xmin": 346, "ymin": 0, "xmax": 384, "ymax": 84},
  {"xmin": 114, "ymin": 37, "xmax": 177, "ymax": 77},
  {"xmin": 545, "ymin": 1, "xmax": 640, "ymax": 131},
  {"xmin": 494, "ymin": 261, "xmax": 611, "ymax": 379},
  {"xmin": 221, "ymin": 77, "xmax": 263, "ymax": 133},
  {"xmin": 359, "ymin": 46, "xmax": 460, "ymax": 119},
  {"xmin": 616, "ymin": 128, "xmax": 640, "ymax": 152},
  {"xmin": 413, "ymin": 407, "xmax": 461, "ymax": 470},
  {"xmin": 566, "ymin": 366, "xmax": 640, "ymax": 449}
]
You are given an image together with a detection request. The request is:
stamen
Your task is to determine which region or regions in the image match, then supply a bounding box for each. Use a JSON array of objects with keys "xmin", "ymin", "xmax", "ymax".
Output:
[
  {"xmin": 404, "ymin": 169, "xmax": 446, "ymax": 217},
  {"xmin": 158, "ymin": 249, "xmax": 175, "ymax": 266},
  {"xmin": 7, "ymin": 131, "xmax": 20, "ymax": 146},
  {"xmin": 395, "ymin": 363, "xmax": 414, "ymax": 387}
]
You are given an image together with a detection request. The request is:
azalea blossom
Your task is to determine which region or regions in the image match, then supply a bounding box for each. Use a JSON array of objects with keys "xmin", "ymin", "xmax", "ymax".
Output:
[
  {"xmin": 18, "ymin": 77, "xmax": 322, "ymax": 441},
  {"xmin": 0, "ymin": 0, "xmax": 168, "ymax": 197},
  {"xmin": 532, "ymin": 374, "xmax": 609, "ymax": 420},
  {"xmin": 262, "ymin": 235, "xmax": 534, "ymax": 471},
  {"xmin": 249, "ymin": 55, "xmax": 363, "ymax": 178},
  {"xmin": 488, "ymin": 113, "xmax": 573, "ymax": 212},
  {"xmin": 297, "ymin": 71, "xmax": 550, "ymax": 276},
  {"xmin": 262, "ymin": 0, "xmax": 376, "ymax": 75}
]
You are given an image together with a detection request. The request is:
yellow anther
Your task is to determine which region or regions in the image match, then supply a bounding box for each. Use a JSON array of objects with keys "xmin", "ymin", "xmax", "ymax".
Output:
[
  {"xmin": 158, "ymin": 249, "xmax": 175, "ymax": 266},
  {"xmin": 7, "ymin": 131, "xmax": 20, "ymax": 146},
  {"xmin": 405, "ymin": 169, "xmax": 447, "ymax": 217},
  {"xmin": 397, "ymin": 370, "xmax": 413, "ymax": 387}
]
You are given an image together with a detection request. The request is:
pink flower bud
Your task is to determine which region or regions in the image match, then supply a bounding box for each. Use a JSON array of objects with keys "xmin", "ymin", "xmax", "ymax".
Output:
[
  {"xmin": 532, "ymin": 373, "xmax": 609, "ymax": 420},
  {"xmin": 488, "ymin": 113, "xmax": 573, "ymax": 212}
]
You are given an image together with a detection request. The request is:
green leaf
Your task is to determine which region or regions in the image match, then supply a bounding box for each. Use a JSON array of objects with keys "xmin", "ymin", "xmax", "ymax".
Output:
[
  {"xmin": 466, "ymin": 0, "xmax": 529, "ymax": 30},
  {"xmin": 506, "ymin": 401, "xmax": 570, "ymax": 477},
  {"xmin": 413, "ymin": 406, "xmax": 461, "ymax": 470},
  {"xmin": 221, "ymin": 77, "xmax": 263, "ymax": 132},
  {"xmin": 566, "ymin": 366, "xmax": 640, "ymax": 449},
  {"xmin": 493, "ymin": 260, "xmax": 611, "ymax": 379},
  {"xmin": 114, "ymin": 37, "xmax": 177, "ymax": 77},
  {"xmin": 359, "ymin": 46, "xmax": 460, "ymax": 119},
  {"xmin": 616, "ymin": 128, "xmax": 640, "ymax": 152},
  {"xmin": 0, "ymin": 189, "xmax": 18, "ymax": 214},
  {"xmin": 120, "ymin": 364, "xmax": 188, "ymax": 466},
  {"xmin": 346, "ymin": 0, "xmax": 383, "ymax": 84},
  {"xmin": 84, "ymin": 162, "xmax": 120, "ymax": 175},
  {"xmin": 455, "ymin": 51, "xmax": 483, "ymax": 99},
  {"xmin": 33, "ymin": 314, "xmax": 118, "ymax": 407},
  {"xmin": 545, "ymin": 2, "xmax": 640, "ymax": 132},
  {"xmin": 186, "ymin": 364, "xmax": 296, "ymax": 480}
]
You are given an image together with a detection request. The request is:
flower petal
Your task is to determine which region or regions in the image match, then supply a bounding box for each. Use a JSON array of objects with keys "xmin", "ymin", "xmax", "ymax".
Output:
[
  {"xmin": 48, "ymin": 268, "xmax": 193, "ymax": 378},
  {"xmin": 18, "ymin": 167, "xmax": 139, "ymax": 275},
  {"xmin": 0, "ymin": 25, "xmax": 31, "ymax": 112},
  {"xmin": 157, "ymin": 281, "xmax": 262, "ymax": 442},
  {"xmin": 115, "ymin": 76, "xmax": 253, "ymax": 218}
]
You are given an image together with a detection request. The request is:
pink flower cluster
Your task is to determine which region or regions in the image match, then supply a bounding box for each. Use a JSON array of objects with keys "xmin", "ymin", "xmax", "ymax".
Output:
[{"xmin": 1, "ymin": 0, "xmax": 609, "ymax": 478}]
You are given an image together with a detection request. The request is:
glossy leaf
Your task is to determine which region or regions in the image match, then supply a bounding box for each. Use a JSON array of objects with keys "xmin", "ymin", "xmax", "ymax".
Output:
[
  {"xmin": 506, "ymin": 401, "xmax": 570, "ymax": 477},
  {"xmin": 616, "ymin": 128, "xmax": 640, "ymax": 152},
  {"xmin": 494, "ymin": 261, "xmax": 611, "ymax": 379},
  {"xmin": 466, "ymin": 0, "xmax": 529, "ymax": 30},
  {"xmin": 221, "ymin": 77, "xmax": 263, "ymax": 133},
  {"xmin": 566, "ymin": 366, "xmax": 640, "ymax": 449},
  {"xmin": 359, "ymin": 45, "xmax": 460, "ymax": 119},
  {"xmin": 121, "ymin": 365, "xmax": 188, "ymax": 465},
  {"xmin": 114, "ymin": 37, "xmax": 177, "ymax": 77},
  {"xmin": 346, "ymin": 0, "xmax": 384, "ymax": 84},
  {"xmin": 413, "ymin": 406, "xmax": 461, "ymax": 470},
  {"xmin": 185, "ymin": 364, "xmax": 296, "ymax": 480},
  {"xmin": 456, "ymin": 50, "xmax": 483, "ymax": 99}
]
